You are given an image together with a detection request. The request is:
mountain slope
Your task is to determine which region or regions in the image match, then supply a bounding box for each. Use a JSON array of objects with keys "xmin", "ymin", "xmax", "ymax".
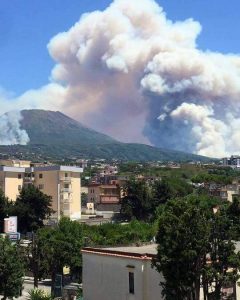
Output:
[
  {"xmin": 0, "ymin": 109, "xmax": 212, "ymax": 162},
  {"xmin": 20, "ymin": 109, "xmax": 116, "ymax": 146}
]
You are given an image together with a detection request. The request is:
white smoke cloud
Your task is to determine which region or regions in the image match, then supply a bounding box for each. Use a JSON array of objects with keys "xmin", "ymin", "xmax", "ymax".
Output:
[
  {"xmin": 0, "ymin": 110, "xmax": 29, "ymax": 145},
  {"xmin": 1, "ymin": 0, "xmax": 240, "ymax": 156}
]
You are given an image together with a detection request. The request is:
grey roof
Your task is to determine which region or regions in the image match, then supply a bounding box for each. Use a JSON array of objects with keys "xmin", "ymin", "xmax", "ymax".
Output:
[{"xmin": 103, "ymin": 244, "xmax": 158, "ymax": 255}]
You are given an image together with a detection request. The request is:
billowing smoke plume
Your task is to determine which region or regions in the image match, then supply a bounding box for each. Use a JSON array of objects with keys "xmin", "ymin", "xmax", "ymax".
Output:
[
  {"xmin": 2, "ymin": 0, "xmax": 240, "ymax": 156},
  {"xmin": 0, "ymin": 111, "xmax": 29, "ymax": 145}
]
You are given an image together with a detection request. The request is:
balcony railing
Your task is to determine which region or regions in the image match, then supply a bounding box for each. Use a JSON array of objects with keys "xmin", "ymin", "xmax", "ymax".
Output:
[
  {"xmin": 60, "ymin": 198, "xmax": 72, "ymax": 203},
  {"xmin": 24, "ymin": 177, "xmax": 35, "ymax": 182},
  {"xmin": 60, "ymin": 177, "xmax": 72, "ymax": 182},
  {"xmin": 60, "ymin": 188, "xmax": 73, "ymax": 193}
]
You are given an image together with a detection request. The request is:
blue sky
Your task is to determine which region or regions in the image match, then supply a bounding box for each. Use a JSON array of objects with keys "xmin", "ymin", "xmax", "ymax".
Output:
[{"xmin": 0, "ymin": 0, "xmax": 239, "ymax": 95}]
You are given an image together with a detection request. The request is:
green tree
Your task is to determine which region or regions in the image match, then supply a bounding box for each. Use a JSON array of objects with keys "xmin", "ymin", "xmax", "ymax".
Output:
[
  {"xmin": 37, "ymin": 218, "xmax": 83, "ymax": 296},
  {"xmin": 153, "ymin": 197, "xmax": 210, "ymax": 300},
  {"xmin": 154, "ymin": 196, "xmax": 240, "ymax": 300},
  {"xmin": 0, "ymin": 237, "xmax": 25, "ymax": 300},
  {"xmin": 13, "ymin": 185, "xmax": 54, "ymax": 233},
  {"xmin": 120, "ymin": 179, "xmax": 152, "ymax": 221},
  {"xmin": 202, "ymin": 206, "xmax": 240, "ymax": 299},
  {"xmin": 25, "ymin": 233, "xmax": 49, "ymax": 288},
  {"xmin": 0, "ymin": 191, "xmax": 8, "ymax": 233},
  {"xmin": 152, "ymin": 177, "xmax": 193, "ymax": 206}
]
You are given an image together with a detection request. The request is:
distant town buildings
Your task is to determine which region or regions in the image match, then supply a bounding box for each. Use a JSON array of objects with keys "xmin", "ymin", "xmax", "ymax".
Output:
[
  {"xmin": 0, "ymin": 160, "xmax": 83, "ymax": 220},
  {"xmin": 88, "ymin": 183, "xmax": 121, "ymax": 213},
  {"xmin": 222, "ymin": 155, "xmax": 240, "ymax": 168}
]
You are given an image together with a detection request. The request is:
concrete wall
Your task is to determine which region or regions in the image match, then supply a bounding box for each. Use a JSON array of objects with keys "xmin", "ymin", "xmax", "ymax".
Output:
[
  {"xmin": 88, "ymin": 186, "xmax": 100, "ymax": 204},
  {"xmin": 4, "ymin": 171, "xmax": 24, "ymax": 201},
  {"xmin": 34, "ymin": 170, "xmax": 59, "ymax": 216},
  {"xmin": 82, "ymin": 252, "xmax": 163, "ymax": 300},
  {"xmin": 67, "ymin": 171, "xmax": 81, "ymax": 219}
]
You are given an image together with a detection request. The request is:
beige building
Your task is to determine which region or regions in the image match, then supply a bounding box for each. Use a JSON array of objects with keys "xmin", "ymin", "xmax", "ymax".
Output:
[
  {"xmin": 0, "ymin": 159, "xmax": 31, "ymax": 167},
  {"xmin": 0, "ymin": 166, "xmax": 25, "ymax": 202},
  {"xmin": 88, "ymin": 184, "xmax": 120, "ymax": 205},
  {"xmin": 0, "ymin": 164, "xmax": 83, "ymax": 220}
]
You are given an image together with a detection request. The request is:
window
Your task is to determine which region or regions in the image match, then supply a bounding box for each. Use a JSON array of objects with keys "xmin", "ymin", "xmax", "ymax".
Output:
[
  {"xmin": 18, "ymin": 174, "xmax": 22, "ymax": 179},
  {"xmin": 18, "ymin": 185, "xmax": 22, "ymax": 191},
  {"xmin": 65, "ymin": 173, "xmax": 68, "ymax": 178},
  {"xmin": 39, "ymin": 184, "xmax": 44, "ymax": 190},
  {"xmin": 64, "ymin": 183, "xmax": 69, "ymax": 189},
  {"xmin": 129, "ymin": 272, "xmax": 134, "ymax": 294},
  {"xmin": 39, "ymin": 174, "xmax": 43, "ymax": 179}
]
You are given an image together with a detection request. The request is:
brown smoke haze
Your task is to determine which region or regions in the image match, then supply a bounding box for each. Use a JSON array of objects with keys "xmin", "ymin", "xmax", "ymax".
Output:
[{"xmin": 1, "ymin": 0, "xmax": 240, "ymax": 157}]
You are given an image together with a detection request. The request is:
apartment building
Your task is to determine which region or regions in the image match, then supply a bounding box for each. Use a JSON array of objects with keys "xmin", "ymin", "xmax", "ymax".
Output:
[
  {"xmin": 88, "ymin": 184, "xmax": 120, "ymax": 204},
  {"xmin": 88, "ymin": 183, "xmax": 121, "ymax": 213},
  {"xmin": 0, "ymin": 166, "xmax": 25, "ymax": 201},
  {"xmin": 222, "ymin": 155, "xmax": 240, "ymax": 168},
  {"xmin": 0, "ymin": 163, "xmax": 83, "ymax": 220}
]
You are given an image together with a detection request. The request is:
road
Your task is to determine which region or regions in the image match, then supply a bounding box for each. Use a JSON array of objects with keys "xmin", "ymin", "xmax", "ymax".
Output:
[{"xmin": 0, "ymin": 278, "xmax": 51, "ymax": 300}]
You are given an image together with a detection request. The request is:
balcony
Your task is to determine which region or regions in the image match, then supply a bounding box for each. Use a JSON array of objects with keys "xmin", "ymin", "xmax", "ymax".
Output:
[
  {"xmin": 60, "ymin": 197, "xmax": 72, "ymax": 204},
  {"xmin": 60, "ymin": 188, "xmax": 73, "ymax": 193},
  {"xmin": 60, "ymin": 177, "xmax": 72, "ymax": 182},
  {"xmin": 24, "ymin": 177, "xmax": 35, "ymax": 183},
  {"xmin": 100, "ymin": 195, "xmax": 120, "ymax": 204}
]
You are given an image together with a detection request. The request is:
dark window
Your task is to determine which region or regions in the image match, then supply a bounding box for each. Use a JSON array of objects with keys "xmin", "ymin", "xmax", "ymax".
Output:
[
  {"xmin": 65, "ymin": 173, "xmax": 68, "ymax": 178},
  {"xmin": 39, "ymin": 174, "xmax": 43, "ymax": 179},
  {"xmin": 18, "ymin": 185, "xmax": 22, "ymax": 191},
  {"xmin": 129, "ymin": 272, "xmax": 134, "ymax": 294},
  {"xmin": 39, "ymin": 184, "xmax": 44, "ymax": 190},
  {"xmin": 18, "ymin": 174, "xmax": 22, "ymax": 179}
]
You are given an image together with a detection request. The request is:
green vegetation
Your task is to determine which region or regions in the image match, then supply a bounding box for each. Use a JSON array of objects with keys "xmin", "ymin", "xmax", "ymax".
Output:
[
  {"xmin": 192, "ymin": 173, "xmax": 233, "ymax": 184},
  {"xmin": 0, "ymin": 191, "xmax": 8, "ymax": 232},
  {"xmin": 27, "ymin": 289, "xmax": 52, "ymax": 300},
  {"xmin": 121, "ymin": 177, "xmax": 193, "ymax": 221},
  {"xmin": 24, "ymin": 218, "xmax": 155, "ymax": 296},
  {"xmin": 1, "ymin": 159, "xmax": 240, "ymax": 299},
  {"xmin": 153, "ymin": 196, "xmax": 240, "ymax": 299},
  {"xmin": 0, "ymin": 237, "xmax": 25, "ymax": 300},
  {"xmin": 10, "ymin": 185, "xmax": 54, "ymax": 233}
]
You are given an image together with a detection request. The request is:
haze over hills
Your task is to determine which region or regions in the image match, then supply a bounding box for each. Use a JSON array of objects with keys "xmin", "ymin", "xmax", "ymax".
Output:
[{"xmin": 0, "ymin": 109, "xmax": 212, "ymax": 162}]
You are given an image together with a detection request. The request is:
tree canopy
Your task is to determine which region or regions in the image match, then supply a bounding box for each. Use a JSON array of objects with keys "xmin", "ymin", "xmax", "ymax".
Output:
[
  {"xmin": 154, "ymin": 196, "xmax": 240, "ymax": 300},
  {"xmin": 12, "ymin": 185, "xmax": 54, "ymax": 233},
  {"xmin": 0, "ymin": 237, "xmax": 24, "ymax": 300}
]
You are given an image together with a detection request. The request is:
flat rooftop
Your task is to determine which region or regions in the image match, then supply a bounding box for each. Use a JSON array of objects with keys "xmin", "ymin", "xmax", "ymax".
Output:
[
  {"xmin": 82, "ymin": 244, "xmax": 157, "ymax": 259},
  {"xmin": 104, "ymin": 244, "xmax": 158, "ymax": 255}
]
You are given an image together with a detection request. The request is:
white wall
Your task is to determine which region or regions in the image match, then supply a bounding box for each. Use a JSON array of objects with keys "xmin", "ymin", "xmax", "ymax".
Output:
[{"xmin": 82, "ymin": 252, "xmax": 164, "ymax": 300}]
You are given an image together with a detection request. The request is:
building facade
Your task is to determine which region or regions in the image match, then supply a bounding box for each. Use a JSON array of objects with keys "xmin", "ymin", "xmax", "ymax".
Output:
[
  {"xmin": 82, "ymin": 244, "xmax": 163, "ymax": 300},
  {"xmin": 88, "ymin": 184, "xmax": 120, "ymax": 205},
  {"xmin": 0, "ymin": 164, "xmax": 83, "ymax": 220},
  {"xmin": 222, "ymin": 156, "xmax": 240, "ymax": 168},
  {"xmin": 82, "ymin": 244, "xmax": 240, "ymax": 300}
]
